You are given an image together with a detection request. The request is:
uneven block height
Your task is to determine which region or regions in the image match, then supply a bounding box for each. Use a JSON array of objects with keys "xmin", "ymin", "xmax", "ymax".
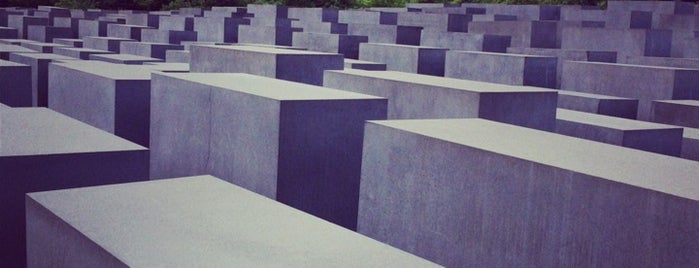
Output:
[
  {"xmin": 347, "ymin": 24, "xmax": 421, "ymax": 45},
  {"xmin": 555, "ymin": 109, "xmax": 683, "ymax": 156},
  {"xmin": 89, "ymin": 53, "xmax": 163, "ymax": 65},
  {"xmin": 358, "ymin": 118, "xmax": 699, "ymax": 267},
  {"xmin": 0, "ymin": 44, "xmax": 36, "ymax": 59},
  {"xmin": 651, "ymin": 100, "xmax": 699, "ymax": 128},
  {"xmin": 557, "ymin": 90, "xmax": 638, "ymax": 119},
  {"xmin": 119, "ymin": 41, "xmax": 183, "ymax": 60},
  {"xmin": 20, "ymin": 41, "xmax": 67, "ymax": 53},
  {"xmin": 26, "ymin": 176, "xmax": 438, "ymax": 267},
  {"xmin": 358, "ymin": 43, "xmax": 446, "ymax": 76},
  {"xmin": 140, "ymin": 29, "xmax": 197, "ymax": 45},
  {"xmin": 8, "ymin": 53, "xmax": 75, "ymax": 107},
  {"xmin": 445, "ymin": 51, "xmax": 557, "ymax": 88},
  {"xmin": 344, "ymin": 58, "xmax": 387, "ymax": 70},
  {"xmin": 467, "ymin": 21, "xmax": 558, "ymax": 48},
  {"xmin": 0, "ymin": 60, "xmax": 31, "ymax": 107},
  {"xmin": 561, "ymin": 61, "xmax": 699, "ymax": 120},
  {"xmin": 78, "ymin": 19, "xmax": 121, "ymax": 38},
  {"xmin": 323, "ymin": 69, "xmax": 557, "ymax": 131},
  {"xmin": 150, "ymin": 72, "xmax": 387, "ymax": 229},
  {"xmin": 0, "ymin": 107, "xmax": 148, "ymax": 267},
  {"xmin": 420, "ymin": 29, "xmax": 510, "ymax": 52},
  {"xmin": 26, "ymin": 25, "xmax": 72, "ymax": 42},
  {"xmin": 83, "ymin": 36, "xmax": 135, "ymax": 53},
  {"xmin": 561, "ymin": 28, "xmax": 671, "ymax": 61},
  {"xmin": 106, "ymin": 23, "xmax": 152, "ymax": 41},
  {"xmin": 237, "ymin": 25, "xmax": 300, "ymax": 46},
  {"xmin": 396, "ymin": 12, "xmax": 471, "ymax": 32},
  {"xmin": 292, "ymin": 32, "xmax": 367, "ymax": 59},
  {"xmin": 190, "ymin": 45, "xmax": 343, "ymax": 86},
  {"xmin": 48, "ymin": 61, "xmax": 152, "ymax": 146},
  {"xmin": 193, "ymin": 17, "xmax": 250, "ymax": 43},
  {"xmin": 53, "ymin": 47, "xmax": 113, "ymax": 60},
  {"xmin": 7, "ymin": 15, "xmax": 48, "ymax": 39}
]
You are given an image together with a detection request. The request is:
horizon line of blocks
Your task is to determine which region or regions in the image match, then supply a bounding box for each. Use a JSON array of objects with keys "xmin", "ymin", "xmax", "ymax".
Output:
[{"xmin": 1, "ymin": 1, "xmax": 699, "ymax": 267}]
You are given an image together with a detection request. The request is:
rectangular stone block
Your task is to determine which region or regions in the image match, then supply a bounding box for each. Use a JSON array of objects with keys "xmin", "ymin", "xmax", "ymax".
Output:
[
  {"xmin": 7, "ymin": 15, "xmax": 48, "ymax": 38},
  {"xmin": 52, "ymin": 17, "xmax": 80, "ymax": 37},
  {"xmin": 165, "ymin": 49, "xmax": 189, "ymax": 63},
  {"xmin": 238, "ymin": 25, "xmax": 300, "ymax": 46},
  {"xmin": 338, "ymin": 10, "xmax": 397, "ymax": 25},
  {"xmin": 26, "ymin": 175, "xmax": 437, "ymax": 267},
  {"xmin": 323, "ymin": 69, "xmax": 557, "ymax": 131},
  {"xmin": 0, "ymin": 26, "xmax": 18, "ymax": 38},
  {"xmin": 358, "ymin": 118, "xmax": 699, "ymax": 267},
  {"xmin": 1, "ymin": 107, "xmax": 148, "ymax": 267},
  {"xmin": 292, "ymin": 20, "xmax": 347, "ymax": 34},
  {"xmin": 561, "ymin": 28, "xmax": 671, "ymax": 62},
  {"xmin": 292, "ymin": 32, "xmax": 366, "ymax": 59},
  {"xmin": 561, "ymin": 61, "xmax": 699, "ymax": 120},
  {"xmin": 651, "ymin": 100, "xmax": 699, "ymax": 129},
  {"xmin": 359, "ymin": 43, "xmax": 446, "ymax": 76},
  {"xmin": 26, "ymin": 25, "xmax": 72, "ymax": 42},
  {"xmin": 344, "ymin": 58, "xmax": 386, "ymax": 70},
  {"xmin": 90, "ymin": 53, "xmax": 163, "ymax": 65},
  {"xmin": 507, "ymin": 47, "xmax": 616, "ymax": 88},
  {"xmin": 48, "ymin": 61, "xmax": 151, "ymax": 146},
  {"xmin": 78, "ymin": 19, "xmax": 121, "ymax": 38},
  {"xmin": 288, "ymin": 7, "xmax": 339, "ymax": 23},
  {"xmin": 467, "ymin": 21, "xmax": 558, "ymax": 48},
  {"xmin": 445, "ymin": 51, "xmax": 557, "ymax": 88},
  {"xmin": 0, "ymin": 59, "xmax": 31, "ymax": 107},
  {"xmin": 347, "ymin": 23, "xmax": 421, "ymax": 45},
  {"xmin": 682, "ymin": 127, "xmax": 699, "ymax": 161},
  {"xmin": 53, "ymin": 47, "xmax": 113, "ymax": 60},
  {"xmin": 53, "ymin": 38, "xmax": 83, "ymax": 48},
  {"xmin": 158, "ymin": 15, "xmax": 194, "ymax": 31},
  {"xmin": 607, "ymin": 0, "xmax": 693, "ymax": 15},
  {"xmin": 119, "ymin": 41, "xmax": 183, "ymax": 60},
  {"xmin": 190, "ymin": 45, "xmax": 343, "ymax": 86},
  {"xmin": 107, "ymin": 23, "xmax": 152, "ymax": 41},
  {"xmin": 140, "ymin": 29, "xmax": 197, "ymax": 45},
  {"xmin": 623, "ymin": 55, "xmax": 699, "ymax": 68},
  {"xmin": 557, "ymin": 90, "xmax": 638, "ymax": 119},
  {"xmin": 150, "ymin": 72, "xmax": 386, "ymax": 229},
  {"xmin": 420, "ymin": 29, "xmax": 510, "ymax": 52},
  {"xmin": 193, "ymin": 17, "xmax": 249, "ymax": 43},
  {"xmin": 555, "ymin": 108, "xmax": 683, "ymax": 156},
  {"xmin": 8, "ymin": 53, "xmax": 76, "ymax": 107},
  {"xmin": 247, "ymin": 4, "xmax": 288, "ymax": 19},
  {"xmin": 124, "ymin": 13, "xmax": 160, "ymax": 28},
  {"xmin": 83, "ymin": 36, "xmax": 135, "ymax": 53}
]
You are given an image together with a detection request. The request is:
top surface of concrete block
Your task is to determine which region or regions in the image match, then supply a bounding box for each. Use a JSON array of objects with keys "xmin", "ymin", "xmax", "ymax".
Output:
[
  {"xmin": 0, "ymin": 59, "xmax": 27, "ymax": 67},
  {"xmin": 27, "ymin": 175, "xmax": 439, "ymax": 267},
  {"xmin": 327, "ymin": 69, "xmax": 554, "ymax": 94},
  {"xmin": 557, "ymin": 108, "xmax": 679, "ymax": 131},
  {"xmin": 156, "ymin": 72, "xmax": 383, "ymax": 101},
  {"xmin": 51, "ymin": 60, "xmax": 153, "ymax": 80},
  {"xmin": 201, "ymin": 44, "xmax": 338, "ymax": 56},
  {"xmin": 369, "ymin": 118, "xmax": 699, "ymax": 201},
  {"xmin": 654, "ymin": 99, "xmax": 699, "ymax": 106},
  {"xmin": 1, "ymin": 107, "xmax": 145, "ymax": 156}
]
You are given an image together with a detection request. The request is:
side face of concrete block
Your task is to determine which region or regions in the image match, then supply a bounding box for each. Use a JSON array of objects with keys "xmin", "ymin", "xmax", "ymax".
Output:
[
  {"xmin": 0, "ymin": 60, "xmax": 31, "ymax": 107},
  {"xmin": 358, "ymin": 118, "xmax": 699, "ymax": 267},
  {"xmin": 8, "ymin": 53, "xmax": 75, "ymax": 107},
  {"xmin": 445, "ymin": 51, "xmax": 557, "ymax": 88},
  {"xmin": 557, "ymin": 90, "xmax": 639, "ymax": 119},
  {"xmin": 359, "ymin": 43, "xmax": 446, "ymax": 76},
  {"xmin": 651, "ymin": 100, "xmax": 699, "ymax": 128}
]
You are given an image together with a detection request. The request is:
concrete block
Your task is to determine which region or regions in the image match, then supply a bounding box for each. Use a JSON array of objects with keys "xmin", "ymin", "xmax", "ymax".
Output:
[
  {"xmin": 106, "ymin": 23, "xmax": 152, "ymax": 41},
  {"xmin": 344, "ymin": 58, "xmax": 386, "ymax": 70},
  {"xmin": 140, "ymin": 29, "xmax": 197, "ymax": 45},
  {"xmin": 467, "ymin": 20, "xmax": 558, "ymax": 48},
  {"xmin": 651, "ymin": 100, "xmax": 699, "ymax": 129},
  {"xmin": 0, "ymin": 38, "xmax": 37, "ymax": 46},
  {"xmin": 124, "ymin": 13, "xmax": 160, "ymax": 28},
  {"xmin": 445, "ymin": 51, "xmax": 557, "ymax": 89},
  {"xmin": 292, "ymin": 32, "xmax": 367, "ymax": 59},
  {"xmin": 0, "ymin": 26, "xmax": 18, "ymax": 38},
  {"xmin": 90, "ymin": 53, "xmax": 163, "ymax": 65},
  {"xmin": 623, "ymin": 55, "xmax": 699, "ymax": 68},
  {"xmin": 26, "ymin": 175, "xmax": 437, "ymax": 267},
  {"xmin": 682, "ymin": 127, "xmax": 699, "ymax": 161},
  {"xmin": 561, "ymin": 28, "xmax": 672, "ymax": 62},
  {"xmin": 83, "ymin": 36, "xmax": 135, "ymax": 53},
  {"xmin": 158, "ymin": 15, "xmax": 194, "ymax": 31},
  {"xmin": 557, "ymin": 90, "xmax": 639, "ymax": 119},
  {"xmin": 555, "ymin": 108, "xmax": 683, "ymax": 156},
  {"xmin": 292, "ymin": 20, "xmax": 347, "ymax": 34},
  {"xmin": 190, "ymin": 45, "xmax": 343, "ymax": 86},
  {"xmin": 323, "ymin": 69, "xmax": 557, "ymax": 131},
  {"xmin": 53, "ymin": 47, "xmax": 113, "ymax": 60},
  {"xmin": 338, "ymin": 10, "xmax": 397, "ymax": 25},
  {"xmin": 8, "ymin": 53, "xmax": 76, "ymax": 107},
  {"xmin": 288, "ymin": 7, "xmax": 339, "ymax": 22},
  {"xmin": 507, "ymin": 47, "xmax": 616, "ymax": 88},
  {"xmin": 7, "ymin": 15, "xmax": 49, "ymax": 39},
  {"xmin": 347, "ymin": 23, "xmax": 421, "ymax": 45},
  {"xmin": 48, "ymin": 61, "xmax": 152, "ymax": 146},
  {"xmin": 165, "ymin": 49, "xmax": 189, "ymax": 63},
  {"xmin": 471, "ymin": 14, "xmax": 518, "ymax": 21},
  {"xmin": 607, "ymin": 0, "xmax": 694, "ymax": 15},
  {"xmin": 420, "ymin": 29, "xmax": 510, "ymax": 52},
  {"xmin": 52, "ymin": 38, "xmax": 83, "ymax": 48},
  {"xmin": 26, "ymin": 25, "xmax": 72, "ymax": 42},
  {"xmin": 0, "ymin": 107, "xmax": 148, "ymax": 267},
  {"xmin": 193, "ymin": 17, "xmax": 249, "ymax": 43},
  {"xmin": 358, "ymin": 43, "xmax": 446, "ymax": 76},
  {"xmin": 119, "ymin": 41, "xmax": 183, "ymax": 60},
  {"xmin": 150, "ymin": 72, "xmax": 387, "ymax": 229},
  {"xmin": 52, "ymin": 17, "xmax": 80, "ymax": 37},
  {"xmin": 237, "ymin": 25, "xmax": 301, "ymax": 46},
  {"xmin": 358, "ymin": 118, "xmax": 699, "ymax": 267},
  {"xmin": 0, "ymin": 60, "xmax": 31, "ymax": 107},
  {"xmin": 78, "ymin": 19, "xmax": 121, "ymax": 38},
  {"xmin": 397, "ymin": 12, "xmax": 470, "ymax": 32},
  {"xmin": 561, "ymin": 61, "xmax": 699, "ymax": 120}
]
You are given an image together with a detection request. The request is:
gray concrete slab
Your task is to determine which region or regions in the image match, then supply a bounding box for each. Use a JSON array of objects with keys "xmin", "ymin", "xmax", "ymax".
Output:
[
  {"xmin": 561, "ymin": 28, "xmax": 671, "ymax": 62},
  {"xmin": 150, "ymin": 72, "xmax": 386, "ymax": 229},
  {"xmin": 292, "ymin": 32, "xmax": 366, "ymax": 59},
  {"xmin": 338, "ymin": 10, "xmax": 397, "ymax": 25},
  {"xmin": 561, "ymin": 61, "xmax": 699, "ymax": 120},
  {"xmin": 445, "ymin": 51, "xmax": 557, "ymax": 88},
  {"xmin": 140, "ymin": 29, "xmax": 197, "ymax": 45},
  {"xmin": 358, "ymin": 43, "xmax": 446, "ymax": 76},
  {"xmin": 507, "ymin": 47, "xmax": 616, "ymax": 88},
  {"xmin": 344, "ymin": 58, "xmax": 386, "ymax": 70},
  {"xmin": 651, "ymin": 100, "xmax": 699, "ymax": 129},
  {"xmin": 158, "ymin": 15, "xmax": 194, "ymax": 31},
  {"xmin": 467, "ymin": 20, "xmax": 558, "ymax": 49},
  {"xmin": 0, "ymin": 43, "xmax": 37, "ymax": 59},
  {"xmin": 190, "ymin": 44, "xmax": 343, "ymax": 86},
  {"xmin": 8, "ymin": 52, "xmax": 76, "ymax": 107},
  {"xmin": 165, "ymin": 49, "xmax": 189, "ymax": 63},
  {"xmin": 346, "ymin": 23, "xmax": 421, "ymax": 45},
  {"xmin": 78, "ymin": 19, "xmax": 122, "ymax": 38},
  {"xmin": 20, "ymin": 41, "xmax": 67, "ymax": 53},
  {"xmin": 0, "ymin": 26, "xmax": 18, "ymax": 38},
  {"xmin": 193, "ymin": 16, "xmax": 249, "ymax": 43},
  {"xmin": 323, "ymin": 69, "xmax": 557, "ymax": 131},
  {"xmin": 83, "ymin": 36, "xmax": 135, "ymax": 53},
  {"xmin": 682, "ymin": 127, "xmax": 699, "ymax": 161},
  {"xmin": 7, "ymin": 15, "xmax": 49, "ymax": 39},
  {"xmin": 106, "ymin": 23, "xmax": 152, "ymax": 41},
  {"xmin": 53, "ymin": 46, "xmax": 113, "ymax": 60},
  {"xmin": 557, "ymin": 90, "xmax": 638, "ymax": 119},
  {"xmin": 420, "ymin": 29, "xmax": 510, "ymax": 52},
  {"xmin": 89, "ymin": 53, "xmax": 163, "ymax": 65},
  {"xmin": 0, "ymin": 107, "xmax": 148, "ymax": 267},
  {"xmin": 26, "ymin": 175, "xmax": 438, "ymax": 267},
  {"xmin": 555, "ymin": 108, "xmax": 683, "ymax": 156},
  {"xmin": 397, "ymin": 12, "xmax": 470, "ymax": 32},
  {"xmin": 237, "ymin": 25, "xmax": 301, "ymax": 46},
  {"xmin": 48, "ymin": 60, "xmax": 152, "ymax": 146},
  {"xmin": 358, "ymin": 118, "xmax": 699, "ymax": 267},
  {"xmin": 119, "ymin": 41, "xmax": 183, "ymax": 60},
  {"xmin": 52, "ymin": 38, "xmax": 83, "ymax": 48}
]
